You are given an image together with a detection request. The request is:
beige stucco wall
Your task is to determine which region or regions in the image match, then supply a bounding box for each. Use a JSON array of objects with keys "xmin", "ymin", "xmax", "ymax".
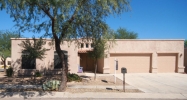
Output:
[
  {"xmin": 97, "ymin": 58, "xmax": 104, "ymax": 73},
  {"xmin": 103, "ymin": 39, "xmax": 185, "ymax": 73},
  {"xmin": 11, "ymin": 38, "xmax": 185, "ymax": 74},
  {"xmin": 11, "ymin": 38, "xmax": 79, "ymax": 75}
]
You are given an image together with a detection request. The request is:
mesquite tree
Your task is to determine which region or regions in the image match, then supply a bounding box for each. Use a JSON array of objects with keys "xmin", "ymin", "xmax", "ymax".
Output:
[{"xmin": 0, "ymin": 0, "xmax": 130, "ymax": 91}]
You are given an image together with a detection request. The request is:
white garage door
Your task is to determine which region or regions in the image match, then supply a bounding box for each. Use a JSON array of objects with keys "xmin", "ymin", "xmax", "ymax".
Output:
[
  {"xmin": 110, "ymin": 54, "xmax": 151, "ymax": 73},
  {"xmin": 158, "ymin": 53, "xmax": 177, "ymax": 73}
]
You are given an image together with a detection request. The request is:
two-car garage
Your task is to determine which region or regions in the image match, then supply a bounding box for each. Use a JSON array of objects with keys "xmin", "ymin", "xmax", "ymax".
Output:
[{"xmin": 109, "ymin": 53, "xmax": 177, "ymax": 73}]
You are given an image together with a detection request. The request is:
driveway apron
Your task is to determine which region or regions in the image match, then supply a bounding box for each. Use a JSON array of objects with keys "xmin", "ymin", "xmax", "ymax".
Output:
[{"xmin": 116, "ymin": 73, "xmax": 187, "ymax": 93}]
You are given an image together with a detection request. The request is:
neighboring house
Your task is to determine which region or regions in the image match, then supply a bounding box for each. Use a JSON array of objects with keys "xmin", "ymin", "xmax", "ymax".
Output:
[
  {"xmin": 11, "ymin": 38, "xmax": 185, "ymax": 75},
  {"xmin": 0, "ymin": 57, "xmax": 11, "ymax": 69}
]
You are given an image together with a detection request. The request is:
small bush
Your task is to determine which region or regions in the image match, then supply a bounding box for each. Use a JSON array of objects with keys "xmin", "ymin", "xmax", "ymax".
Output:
[
  {"xmin": 6, "ymin": 67, "xmax": 13, "ymax": 77},
  {"xmin": 35, "ymin": 71, "xmax": 42, "ymax": 77},
  {"xmin": 67, "ymin": 73, "xmax": 82, "ymax": 82}
]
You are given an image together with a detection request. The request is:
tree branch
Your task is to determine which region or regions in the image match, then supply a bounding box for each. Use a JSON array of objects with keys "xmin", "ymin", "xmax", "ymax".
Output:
[
  {"xmin": 25, "ymin": 0, "xmax": 53, "ymax": 20},
  {"xmin": 59, "ymin": 0, "xmax": 86, "ymax": 40}
]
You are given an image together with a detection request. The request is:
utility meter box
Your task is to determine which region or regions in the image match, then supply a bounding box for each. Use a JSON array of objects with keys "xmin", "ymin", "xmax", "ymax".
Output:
[{"xmin": 121, "ymin": 67, "xmax": 127, "ymax": 73}]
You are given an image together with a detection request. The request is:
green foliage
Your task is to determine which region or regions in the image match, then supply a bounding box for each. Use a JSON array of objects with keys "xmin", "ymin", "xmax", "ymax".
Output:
[
  {"xmin": 0, "ymin": 0, "xmax": 130, "ymax": 91},
  {"xmin": 185, "ymin": 40, "xmax": 187, "ymax": 48},
  {"xmin": 42, "ymin": 80, "xmax": 61, "ymax": 91},
  {"xmin": 0, "ymin": 30, "xmax": 19, "ymax": 69},
  {"xmin": 67, "ymin": 73, "xmax": 82, "ymax": 82},
  {"xmin": 114, "ymin": 27, "xmax": 138, "ymax": 39},
  {"xmin": 19, "ymin": 37, "xmax": 49, "ymax": 60},
  {"xmin": 0, "ymin": 0, "xmax": 130, "ymax": 41},
  {"xmin": 88, "ymin": 27, "xmax": 115, "ymax": 60},
  {"xmin": 6, "ymin": 67, "xmax": 13, "ymax": 77},
  {"xmin": 35, "ymin": 71, "xmax": 42, "ymax": 77}
]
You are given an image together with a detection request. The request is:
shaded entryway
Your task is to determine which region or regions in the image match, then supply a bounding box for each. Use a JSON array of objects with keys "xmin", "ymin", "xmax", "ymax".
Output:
[{"xmin": 79, "ymin": 53, "xmax": 95, "ymax": 72}]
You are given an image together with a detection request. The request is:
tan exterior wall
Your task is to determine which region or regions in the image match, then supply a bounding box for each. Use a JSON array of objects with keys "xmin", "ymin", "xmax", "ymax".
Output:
[
  {"xmin": 11, "ymin": 38, "xmax": 185, "ymax": 74},
  {"xmin": 11, "ymin": 38, "xmax": 79, "ymax": 75},
  {"xmin": 97, "ymin": 58, "xmax": 104, "ymax": 73},
  {"xmin": 103, "ymin": 39, "xmax": 185, "ymax": 73}
]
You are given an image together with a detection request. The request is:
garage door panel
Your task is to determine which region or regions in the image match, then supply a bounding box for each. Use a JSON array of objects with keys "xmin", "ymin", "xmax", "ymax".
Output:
[
  {"xmin": 110, "ymin": 54, "xmax": 151, "ymax": 73},
  {"xmin": 158, "ymin": 53, "xmax": 177, "ymax": 73}
]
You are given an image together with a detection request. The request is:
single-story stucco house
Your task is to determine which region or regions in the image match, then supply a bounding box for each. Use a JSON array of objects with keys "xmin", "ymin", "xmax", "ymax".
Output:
[{"xmin": 11, "ymin": 38, "xmax": 185, "ymax": 75}]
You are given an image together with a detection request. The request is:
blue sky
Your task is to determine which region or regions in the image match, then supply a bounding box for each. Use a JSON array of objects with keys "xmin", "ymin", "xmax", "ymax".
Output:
[{"xmin": 0, "ymin": 0, "xmax": 187, "ymax": 39}]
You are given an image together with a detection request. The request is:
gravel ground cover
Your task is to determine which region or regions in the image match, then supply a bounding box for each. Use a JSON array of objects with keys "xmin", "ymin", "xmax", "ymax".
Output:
[{"xmin": 0, "ymin": 72, "xmax": 142, "ymax": 93}]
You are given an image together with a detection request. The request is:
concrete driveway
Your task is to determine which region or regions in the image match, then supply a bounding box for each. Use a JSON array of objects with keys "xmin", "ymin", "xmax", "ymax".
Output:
[{"xmin": 116, "ymin": 73, "xmax": 187, "ymax": 93}]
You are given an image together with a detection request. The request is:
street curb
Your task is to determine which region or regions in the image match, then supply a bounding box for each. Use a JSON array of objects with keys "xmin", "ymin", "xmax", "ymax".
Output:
[{"xmin": 0, "ymin": 92, "xmax": 187, "ymax": 99}]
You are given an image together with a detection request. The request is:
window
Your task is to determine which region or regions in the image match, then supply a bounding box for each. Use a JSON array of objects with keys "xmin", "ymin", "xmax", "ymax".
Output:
[
  {"xmin": 86, "ymin": 43, "xmax": 89, "ymax": 48},
  {"xmin": 81, "ymin": 43, "xmax": 84, "ymax": 48},
  {"xmin": 8, "ymin": 61, "xmax": 11, "ymax": 65},
  {"xmin": 21, "ymin": 51, "xmax": 36, "ymax": 69},
  {"xmin": 54, "ymin": 51, "xmax": 68, "ymax": 69}
]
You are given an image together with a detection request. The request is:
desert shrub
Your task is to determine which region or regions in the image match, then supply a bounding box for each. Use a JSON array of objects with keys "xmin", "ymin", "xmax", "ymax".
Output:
[
  {"xmin": 42, "ymin": 80, "xmax": 61, "ymax": 91},
  {"xmin": 67, "ymin": 73, "xmax": 82, "ymax": 82},
  {"xmin": 6, "ymin": 67, "xmax": 13, "ymax": 77},
  {"xmin": 35, "ymin": 71, "xmax": 42, "ymax": 77}
]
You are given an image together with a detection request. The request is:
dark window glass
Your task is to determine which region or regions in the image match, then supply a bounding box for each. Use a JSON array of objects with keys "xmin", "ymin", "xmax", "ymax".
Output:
[
  {"xmin": 81, "ymin": 43, "xmax": 84, "ymax": 48},
  {"xmin": 21, "ymin": 51, "xmax": 36, "ymax": 69},
  {"xmin": 86, "ymin": 43, "xmax": 89, "ymax": 48},
  {"xmin": 54, "ymin": 51, "xmax": 68, "ymax": 69},
  {"xmin": 22, "ymin": 56, "xmax": 36, "ymax": 69}
]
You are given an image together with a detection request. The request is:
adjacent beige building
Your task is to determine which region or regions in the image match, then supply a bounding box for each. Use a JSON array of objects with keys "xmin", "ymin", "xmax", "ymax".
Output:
[
  {"xmin": 0, "ymin": 57, "xmax": 11, "ymax": 69},
  {"xmin": 11, "ymin": 38, "xmax": 185, "ymax": 75}
]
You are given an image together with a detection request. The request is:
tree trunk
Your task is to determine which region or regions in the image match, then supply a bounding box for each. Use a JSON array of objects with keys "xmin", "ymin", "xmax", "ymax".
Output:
[
  {"xmin": 94, "ymin": 59, "xmax": 97, "ymax": 80},
  {"xmin": 2, "ymin": 59, "xmax": 6, "ymax": 73},
  {"xmin": 54, "ymin": 39, "xmax": 67, "ymax": 92},
  {"xmin": 58, "ymin": 52, "xmax": 67, "ymax": 92},
  {"xmin": 51, "ymin": 17, "xmax": 67, "ymax": 92}
]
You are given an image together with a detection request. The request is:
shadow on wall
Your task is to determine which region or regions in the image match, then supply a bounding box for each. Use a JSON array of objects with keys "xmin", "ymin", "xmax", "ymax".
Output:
[{"xmin": 11, "ymin": 57, "xmax": 69, "ymax": 76}]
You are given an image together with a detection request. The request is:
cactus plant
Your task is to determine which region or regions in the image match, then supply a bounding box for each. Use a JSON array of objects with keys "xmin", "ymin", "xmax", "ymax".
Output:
[{"xmin": 42, "ymin": 80, "xmax": 61, "ymax": 91}]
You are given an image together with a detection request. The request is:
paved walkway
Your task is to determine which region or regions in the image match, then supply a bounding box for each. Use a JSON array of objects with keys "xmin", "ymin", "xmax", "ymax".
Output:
[{"xmin": 115, "ymin": 73, "xmax": 187, "ymax": 93}]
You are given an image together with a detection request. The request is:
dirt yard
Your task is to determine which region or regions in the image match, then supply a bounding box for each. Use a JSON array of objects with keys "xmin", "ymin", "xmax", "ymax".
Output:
[{"xmin": 0, "ymin": 72, "xmax": 142, "ymax": 93}]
